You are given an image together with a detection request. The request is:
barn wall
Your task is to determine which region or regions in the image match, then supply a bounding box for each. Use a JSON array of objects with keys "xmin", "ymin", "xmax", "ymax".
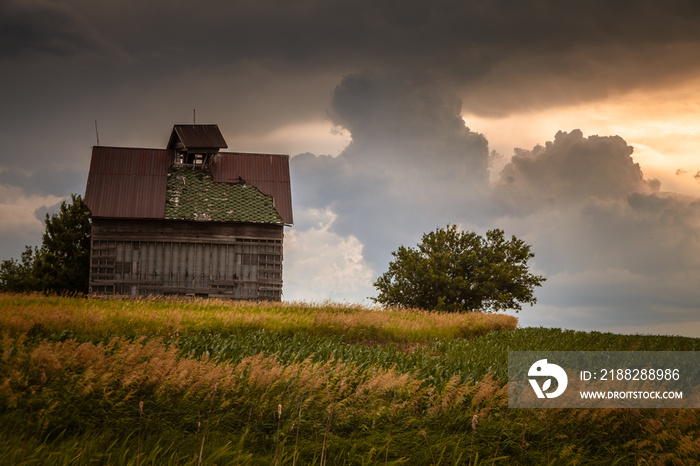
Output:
[{"xmin": 90, "ymin": 219, "xmax": 284, "ymax": 300}]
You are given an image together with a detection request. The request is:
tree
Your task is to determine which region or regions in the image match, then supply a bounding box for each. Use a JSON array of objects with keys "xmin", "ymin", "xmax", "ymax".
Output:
[
  {"xmin": 34, "ymin": 194, "xmax": 92, "ymax": 294},
  {"xmin": 0, "ymin": 194, "xmax": 91, "ymax": 294},
  {"xmin": 0, "ymin": 246, "xmax": 39, "ymax": 292},
  {"xmin": 372, "ymin": 225, "xmax": 546, "ymax": 312}
]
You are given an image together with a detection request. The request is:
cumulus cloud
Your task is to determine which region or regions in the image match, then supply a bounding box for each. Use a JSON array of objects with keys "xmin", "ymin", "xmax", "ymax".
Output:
[
  {"xmin": 495, "ymin": 129, "xmax": 660, "ymax": 212},
  {"xmin": 492, "ymin": 131, "xmax": 699, "ymax": 273},
  {"xmin": 282, "ymin": 208, "xmax": 375, "ymax": 303},
  {"xmin": 329, "ymin": 73, "xmax": 489, "ymax": 181},
  {"xmin": 487, "ymin": 130, "xmax": 700, "ymax": 334}
]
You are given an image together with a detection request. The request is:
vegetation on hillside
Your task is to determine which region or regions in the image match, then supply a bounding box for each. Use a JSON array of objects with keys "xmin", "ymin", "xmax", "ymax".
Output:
[{"xmin": 0, "ymin": 294, "xmax": 698, "ymax": 464}]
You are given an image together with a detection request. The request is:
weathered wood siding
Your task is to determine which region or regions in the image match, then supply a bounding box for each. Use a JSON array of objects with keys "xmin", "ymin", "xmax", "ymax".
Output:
[{"xmin": 90, "ymin": 219, "xmax": 284, "ymax": 300}]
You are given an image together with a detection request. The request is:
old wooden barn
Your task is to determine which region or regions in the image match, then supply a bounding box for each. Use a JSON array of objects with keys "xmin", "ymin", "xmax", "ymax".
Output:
[{"xmin": 84, "ymin": 124, "xmax": 293, "ymax": 300}]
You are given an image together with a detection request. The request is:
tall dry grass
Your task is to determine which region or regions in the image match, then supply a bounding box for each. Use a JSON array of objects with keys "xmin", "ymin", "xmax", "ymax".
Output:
[
  {"xmin": 0, "ymin": 333, "xmax": 506, "ymax": 437},
  {"xmin": 0, "ymin": 293, "xmax": 518, "ymax": 343}
]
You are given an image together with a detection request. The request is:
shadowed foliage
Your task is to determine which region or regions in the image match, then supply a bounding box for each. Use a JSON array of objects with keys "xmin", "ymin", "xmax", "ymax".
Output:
[{"xmin": 0, "ymin": 194, "xmax": 90, "ymax": 294}]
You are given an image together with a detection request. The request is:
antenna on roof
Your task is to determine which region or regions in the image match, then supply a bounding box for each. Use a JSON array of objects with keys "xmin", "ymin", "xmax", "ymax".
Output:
[
  {"xmin": 193, "ymin": 109, "xmax": 196, "ymax": 125},
  {"xmin": 94, "ymin": 120, "xmax": 100, "ymax": 146}
]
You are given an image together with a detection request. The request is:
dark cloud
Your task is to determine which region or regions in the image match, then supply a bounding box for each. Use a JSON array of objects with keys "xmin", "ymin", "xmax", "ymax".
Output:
[
  {"xmin": 515, "ymin": 192, "xmax": 700, "ymax": 277},
  {"xmin": 0, "ymin": 166, "xmax": 87, "ymax": 197},
  {"xmin": 328, "ymin": 72, "xmax": 489, "ymax": 185},
  {"xmin": 292, "ymin": 72, "xmax": 491, "ymax": 267},
  {"xmin": 5, "ymin": 0, "xmax": 700, "ymax": 118},
  {"xmin": 0, "ymin": 0, "xmax": 125, "ymax": 60},
  {"xmin": 4, "ymin": 0, "xmax": 700, "ymax": 177},
  {"xmin": 0, "ymin": 230, "xmax": 42, "ymax": 267}
]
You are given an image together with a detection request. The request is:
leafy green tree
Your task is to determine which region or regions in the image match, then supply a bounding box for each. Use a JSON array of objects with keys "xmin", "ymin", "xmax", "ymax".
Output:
[
  {"xmin": 33, "ymin": 194, "xmax": 92, "ymax": 294},
  {"xmin": 0, "ymin": 194, "xmax": 91, "ymax": 294},
  {"xmin": 372, "ymin": 225, "xmax": 546, "ymax": 312}
]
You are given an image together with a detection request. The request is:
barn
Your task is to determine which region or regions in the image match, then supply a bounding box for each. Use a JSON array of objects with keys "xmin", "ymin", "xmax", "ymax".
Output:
[{"xmin": 84, "ymin": 124, "xmax": 293, "ymax": 300}]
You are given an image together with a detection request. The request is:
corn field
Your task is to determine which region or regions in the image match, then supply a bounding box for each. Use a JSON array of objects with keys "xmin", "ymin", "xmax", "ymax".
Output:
[{"xmin": 0, "ymin": 294, "xmax": 698, "ymax": 464}]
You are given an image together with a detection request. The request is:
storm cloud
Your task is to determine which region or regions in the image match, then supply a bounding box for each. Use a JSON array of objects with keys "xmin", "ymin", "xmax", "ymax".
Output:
[
  {"xmin": 3, "ymin": 0, "xmax": 700, "ymax": 165},
  {"xmin": 293, "ymin": 72, "xmax": 491, "ymax": 266},
  {"xmin": 0, "ymin": 0, "xmax": 125, "ymax": 60},
  {"xmin": 4, "ymin": 0, "xmax": 700, "ymax": 147}
]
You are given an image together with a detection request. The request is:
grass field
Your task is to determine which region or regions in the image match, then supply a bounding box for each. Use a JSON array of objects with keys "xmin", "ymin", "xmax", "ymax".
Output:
[{"xmin": 0, "ymin": 294, "xmax": 698, "ymax": 464}]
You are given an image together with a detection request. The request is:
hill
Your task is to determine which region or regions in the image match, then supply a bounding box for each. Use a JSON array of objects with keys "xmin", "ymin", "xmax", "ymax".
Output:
[{"xmin": 0, "ymin": 294, "xmax": 698, "ymax": 464}]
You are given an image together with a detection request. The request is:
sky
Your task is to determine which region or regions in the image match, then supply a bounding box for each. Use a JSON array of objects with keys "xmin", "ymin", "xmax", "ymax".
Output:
[{"xmin": 2, "ymin": 0, "xmax": 700, "ymax": 337}]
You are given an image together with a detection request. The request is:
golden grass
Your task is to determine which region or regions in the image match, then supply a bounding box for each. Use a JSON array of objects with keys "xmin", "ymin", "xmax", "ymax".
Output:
[
  {"xmin": 0, "ymin": 333, "xmax": 506, "ymax": 428},
  {"xmin": 0, "ymin": 293, "xmax": 518, "ymax": 343}
]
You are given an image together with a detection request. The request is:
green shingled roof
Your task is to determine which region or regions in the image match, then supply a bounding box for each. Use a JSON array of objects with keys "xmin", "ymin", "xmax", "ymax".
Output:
[{"xmin": 164, "ymin": 166, "xmax": 283, "ymax": 223}]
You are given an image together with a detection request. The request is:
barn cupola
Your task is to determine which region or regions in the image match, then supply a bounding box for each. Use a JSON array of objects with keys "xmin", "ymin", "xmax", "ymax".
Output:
[{"xmin": 167, "ymin": 124, "xmax": 228, "ymax": 167}]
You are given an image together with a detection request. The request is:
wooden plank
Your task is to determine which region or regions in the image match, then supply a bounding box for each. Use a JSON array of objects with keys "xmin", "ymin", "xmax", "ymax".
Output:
[
  {"xmin": 161, "ymin": 242, "xmax": 166, "ymax": 286},
  {"xmin": 192, "ymin": 242, "xmax": 197, "ymax": 289},
  {"xmin": 136, "ymin": 241, "xmax": 142, "ymax": 284},
  {"xmin": 144, "ymin": 241, "xmax": 149, "ymax": 282},
  {"xmin": 176, "ymin": 242, "xmax": 181, "ymax": 288},
  {"xmin": 165, "ymin": 242, "xmax": 171, "ymax": 287},
  {"xmin": 207, "ymin": 243, "xmax": 212, "ymax": 287},
  {"xmin": 92, "ymin": 280, "xmax": 164, "ymax": 285},
  {"xmin": 92, "ymin": 219, "xmax": 283, "ymax": 243},
  {"xmin": 224, "ymin": 244, "xmax": 229, "ymax": 282}
]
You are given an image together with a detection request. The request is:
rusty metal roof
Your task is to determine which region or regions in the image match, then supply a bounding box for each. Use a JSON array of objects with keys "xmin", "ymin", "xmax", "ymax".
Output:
[
  {"xmin": 167, "ymin": 125, "xmax": 228, "ymax": 152},
  {"xmin": 85, "ymin": 144, "xmax": 293, "ymax": 225},
  {"xmin": 85, "ymin": 147, "xmax": 173, "ymax": 218},
  {"xmin": 210, "ymin": 152, "xmax": 293, "ymax": 225}
]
